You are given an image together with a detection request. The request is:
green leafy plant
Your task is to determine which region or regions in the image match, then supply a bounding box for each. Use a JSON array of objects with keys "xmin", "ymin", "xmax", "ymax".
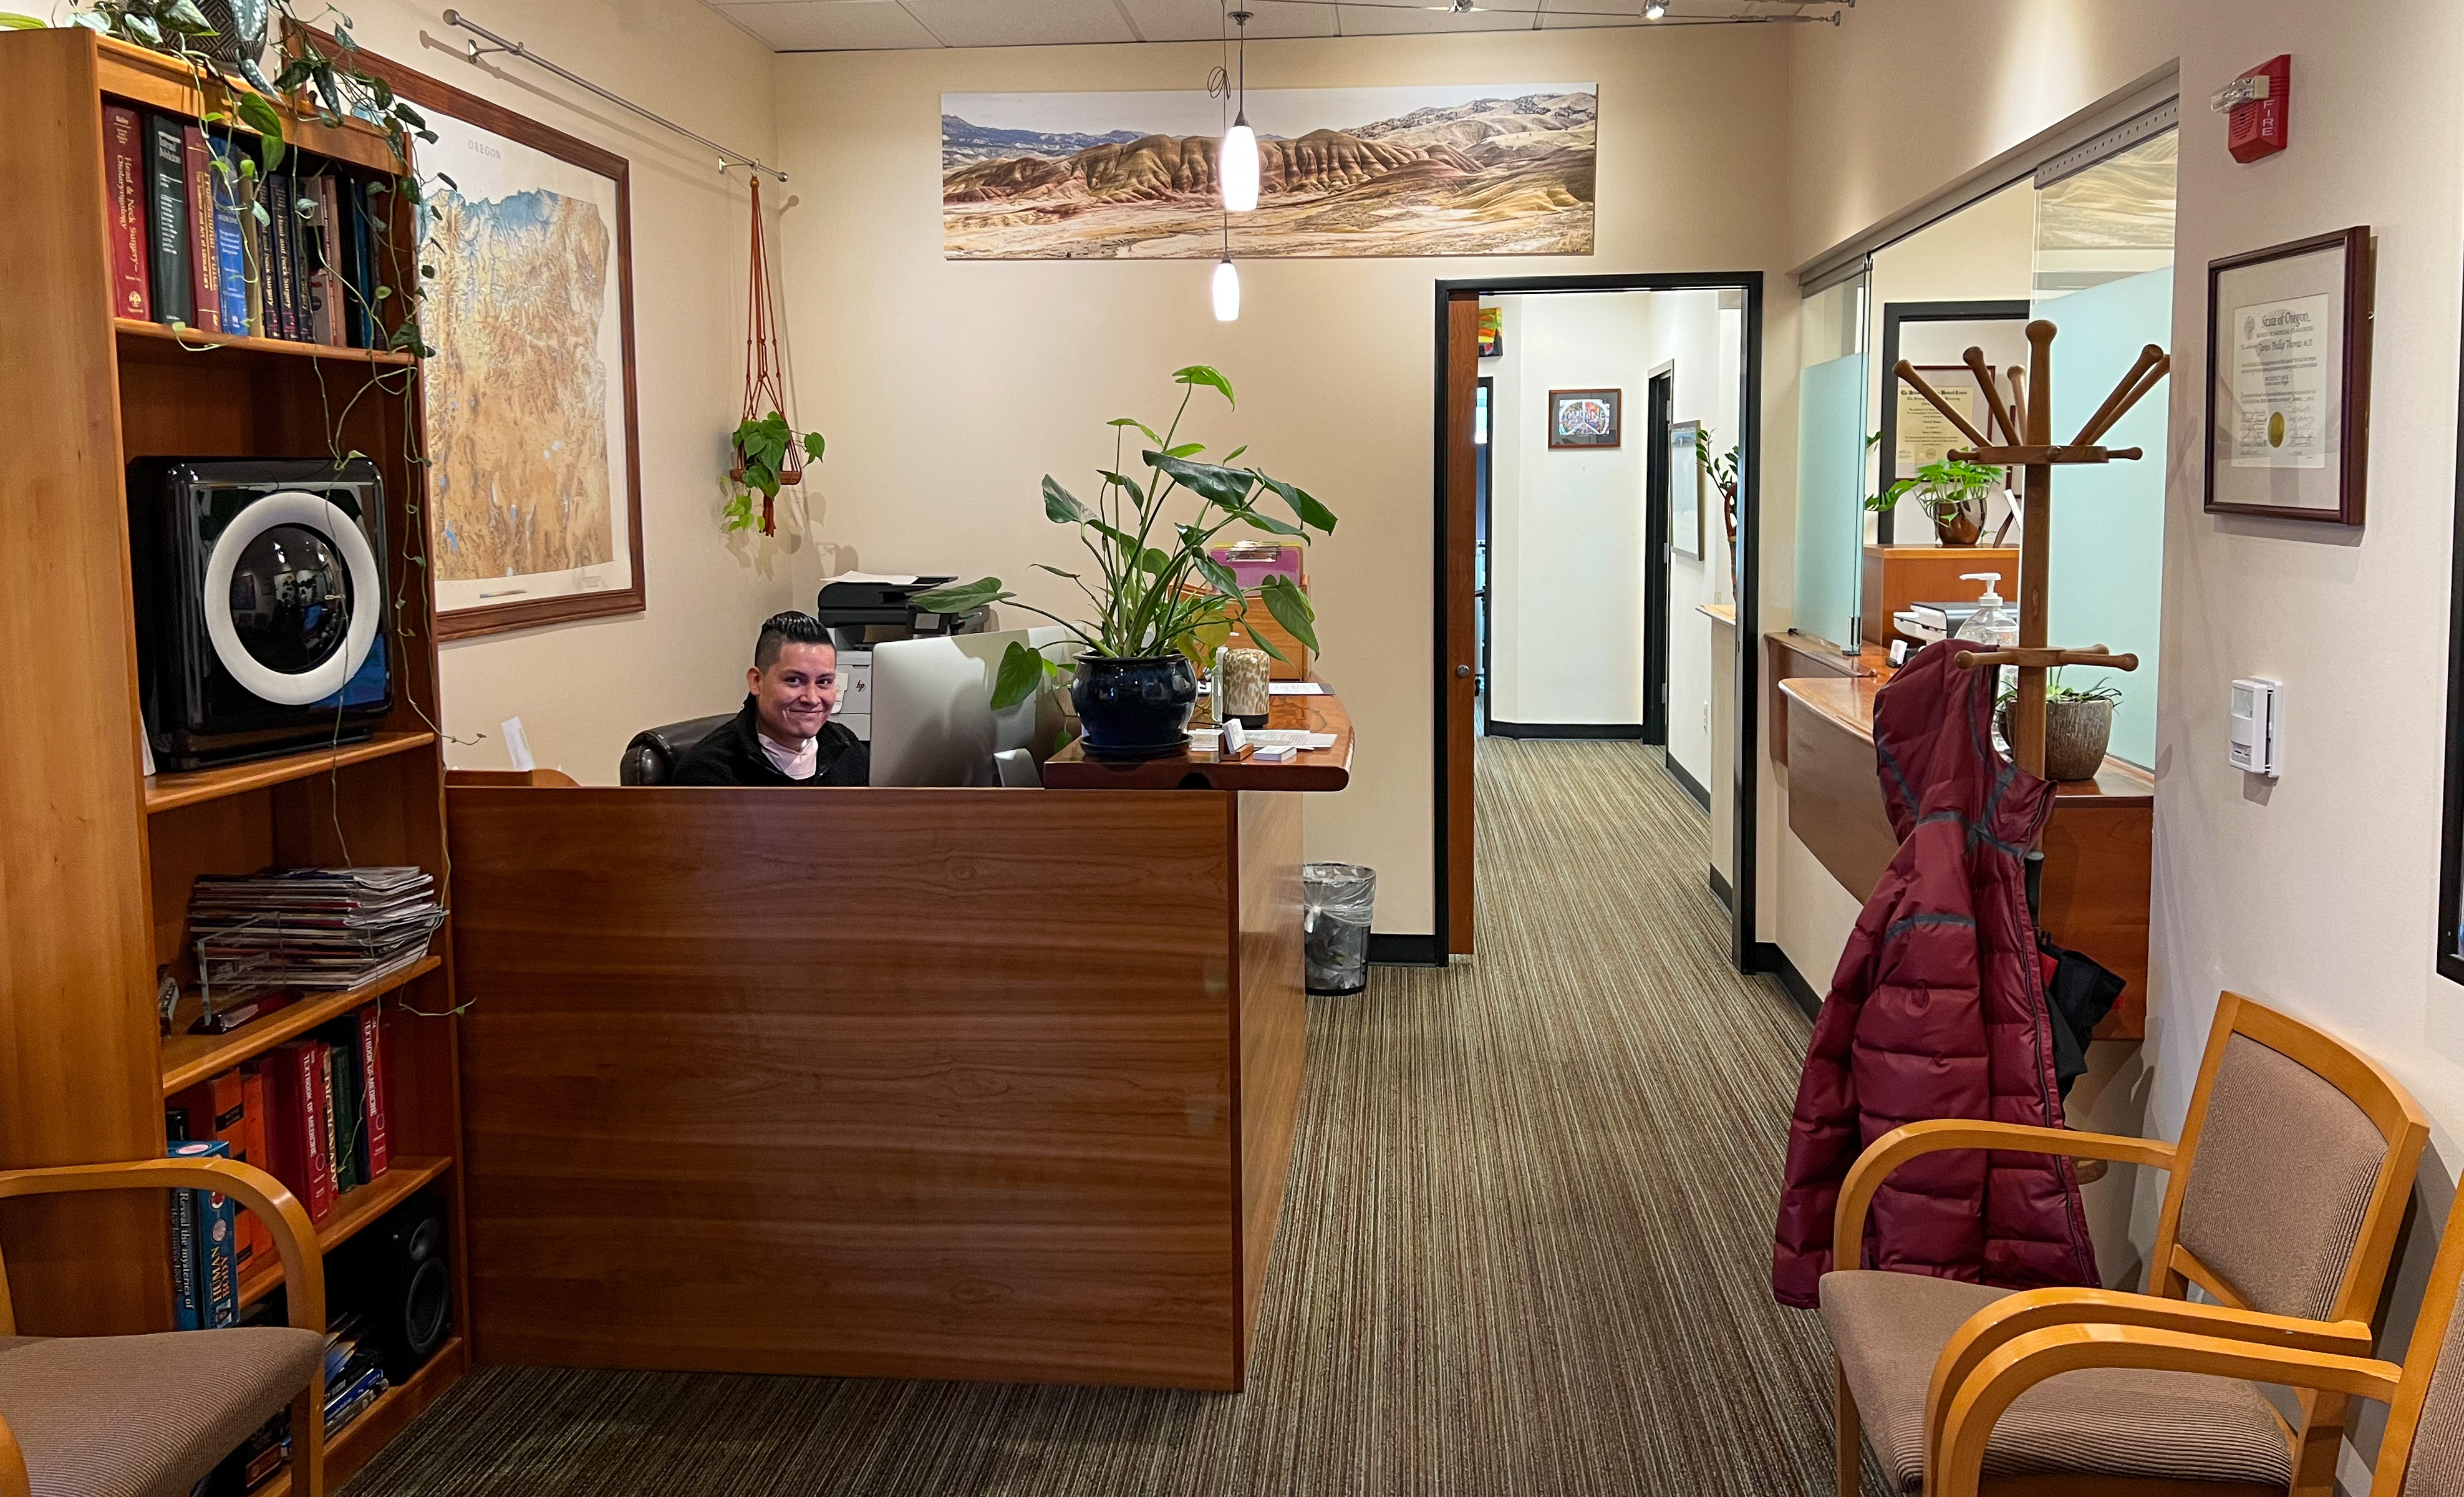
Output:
[
  {"xmin": 912, "ymin": 366, "xmax": 1336, "ymax": 710},
  {"xmin": 1867, "ymin": 455, "xmax": 2003, "ymax": 520},
  {"xmin": 723, "ymin": 411, "xmax": 825, "ymax": 533},
  {"xmin": 1997, "ymin": 669, "xmax": 2123, "ymax": 713}
]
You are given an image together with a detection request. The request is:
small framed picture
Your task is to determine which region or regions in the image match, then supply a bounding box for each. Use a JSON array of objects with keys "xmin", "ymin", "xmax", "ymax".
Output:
[
  {"xmin": 2204, "ymin": 226, "xmax": 2374, "ymax": 525},
  {"xmin": 1477, "ymin": 306, "xmax": 1504, "ymax": 359},
  {"xmin": 1549, "ymin": 387, "xmax": 1621, "ymax": 449}
]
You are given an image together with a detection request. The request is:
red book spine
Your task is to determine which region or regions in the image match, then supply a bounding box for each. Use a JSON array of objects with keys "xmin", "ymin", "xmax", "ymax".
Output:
[
  {"xmin": 266, "ymin": 1041, "xmax": 336, "ymax": 1223},
  {"xmin": 181, "ymin": 125, "xmax": 220, "ymax": 333},
  {"xmin": 103, "ymin": 105, "xmax": 150, "ymax": 320},
  {"xmin": 239, "ymin": 1063, "xmax": 273, "ymax": 1263},
  {"xmin": 356, "ymin": 1003, "xmax": 390, "ymax": 1178},
  {"xmin": 307, "ymin": 1042, "xmax": 337, "ymax": 1214}
]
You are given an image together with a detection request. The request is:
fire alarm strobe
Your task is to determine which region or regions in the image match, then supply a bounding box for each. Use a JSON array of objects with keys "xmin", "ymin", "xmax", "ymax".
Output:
[{"xmin": 2211, "ymin": 54, "xmax": 2291, "ymax": 163}]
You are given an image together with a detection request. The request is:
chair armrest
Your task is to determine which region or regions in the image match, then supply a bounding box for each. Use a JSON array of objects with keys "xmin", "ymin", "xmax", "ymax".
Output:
[
  {"xmin": 0, "ymin": 1159, "xmax": 323, "ymax": 1335},
  {"xmin": 1931, "ymin": 1323, "xmax": 2402, "ymax": 1497},
  {"xmin": 1831, "ymin": 1120, "xmax": 2175, "ymax": 1271},
  {"xmin": 1924, "ymin": 1289, "xmax": 2374, "ymax": 1468}
]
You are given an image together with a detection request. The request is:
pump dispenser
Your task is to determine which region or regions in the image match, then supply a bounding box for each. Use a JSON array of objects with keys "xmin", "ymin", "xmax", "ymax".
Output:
[{"xmin": 1953, "ymin": 573, "xmax": 2019, "ymax": 649}]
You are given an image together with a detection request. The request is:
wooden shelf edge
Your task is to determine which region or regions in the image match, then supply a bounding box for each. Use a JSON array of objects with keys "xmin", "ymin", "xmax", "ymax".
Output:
[
  {"xmin": 92, "ymin": 32, "xmax": 405, "ymax": 178},
  {"xmin": 163, "ymin": 953, "xmax": 443, "ymax": 1095},
  {"xmin": 251, "ymin": 1334, "xmax": 467, "ymax": 1497},
  {"xmin": 235, "ymin": 1154, "xmax": 452, "ymax": 1309},
  {"xmin": 116, "ymin": 317, "xmax": 417, "ymax": 367},
  {"xmin": 146, "ymin": 730, "xmax": 438, "ymax": 814}
]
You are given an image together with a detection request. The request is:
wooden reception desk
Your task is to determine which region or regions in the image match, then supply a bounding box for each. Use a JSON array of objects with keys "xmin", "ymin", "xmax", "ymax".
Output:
[
  {"xmin": 1779, "ymin": 671, "xmax": 2150, "ymax": 1039},
  {"xmin": 443, "ymin": 697, "xmax": 1352, "ymax": 1390}
]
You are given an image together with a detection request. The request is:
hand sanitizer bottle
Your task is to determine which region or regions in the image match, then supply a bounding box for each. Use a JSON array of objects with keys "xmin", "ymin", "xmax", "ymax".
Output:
[{"xmin": 1953, "ymin": 573, "xmax": 2019, "ymax": 649}]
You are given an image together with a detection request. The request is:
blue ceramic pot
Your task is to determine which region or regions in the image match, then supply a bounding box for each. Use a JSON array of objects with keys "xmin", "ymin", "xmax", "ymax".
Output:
[{"xmin": 1072, "ymin": 654, "xmax": 1199, "ymax": 759}]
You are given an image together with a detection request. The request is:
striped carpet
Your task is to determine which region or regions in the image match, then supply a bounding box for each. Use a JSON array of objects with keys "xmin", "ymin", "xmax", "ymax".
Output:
[{"xmin": 345, "ymin": 739, "xmax": 1843, "ymax": 1496}]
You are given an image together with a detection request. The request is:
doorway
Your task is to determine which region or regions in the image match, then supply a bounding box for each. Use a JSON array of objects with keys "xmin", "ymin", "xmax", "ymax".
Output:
[{"xmin": 1432, "ymin": 274, "xmax": 1764, "ymax": 962}]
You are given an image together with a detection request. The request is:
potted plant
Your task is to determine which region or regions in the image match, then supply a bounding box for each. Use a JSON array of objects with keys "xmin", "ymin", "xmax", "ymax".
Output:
[
  {"xmin": 913, "ymin": 366, "xmax": 1336, "ymax": 760},
  {"xmin": 1997, "ymin": 671, "xmax": 2122, "ymax": 780},
  {"xmin": 1867, "ymin": 455, "xmax": 2004, "ymax": 546},
  {"xmin": 725, "ymin": 412, "xmax": 824, "ymax": 535}
]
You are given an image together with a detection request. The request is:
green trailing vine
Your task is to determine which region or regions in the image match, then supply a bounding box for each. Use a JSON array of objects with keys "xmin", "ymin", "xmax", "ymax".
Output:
[{"xmin": 724, "ymin": 412, "xmax": 826, "ymax": 533}]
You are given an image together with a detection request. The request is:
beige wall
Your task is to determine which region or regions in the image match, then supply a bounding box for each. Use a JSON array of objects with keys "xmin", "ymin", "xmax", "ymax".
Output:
[
  {"xmin": 773, "ymin": 29, "xmax": 1797, "ymax": 936},
  {"xmin": 1792, "ymin": 2, "xmax": 2464, "ymax": 1481},
  {"xmin": 332, "ymin": 0, "xmax": 793, "ymax": 780}
]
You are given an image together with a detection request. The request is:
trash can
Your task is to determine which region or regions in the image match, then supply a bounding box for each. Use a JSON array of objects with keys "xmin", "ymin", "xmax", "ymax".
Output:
[{"xmin": 1303, "ymin": 863, "xmax": 1376, "ymax": 996}]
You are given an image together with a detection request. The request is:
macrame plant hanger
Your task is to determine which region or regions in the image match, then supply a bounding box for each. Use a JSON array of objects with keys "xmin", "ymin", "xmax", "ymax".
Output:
[
  {"xmin": 738, "ymin": 172, "xmax": 801, "ymax": 536},
  {"xmin": 1893, "ymin": 324, "xmax": 2171, "ymax": 777}
]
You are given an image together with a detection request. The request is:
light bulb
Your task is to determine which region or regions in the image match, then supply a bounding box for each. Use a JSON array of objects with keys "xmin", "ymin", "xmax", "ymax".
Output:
[
  {"xmin": 1644, "ymin": 1, "xmax": 1666, "ymax": 14},
  {"xmin": 1220, "ymin": 121, "xmax": 1259, "ymax": 213},
  {"xmin": 1212, "ymin": 258, "xmax": 1241, "ymax": 322}
]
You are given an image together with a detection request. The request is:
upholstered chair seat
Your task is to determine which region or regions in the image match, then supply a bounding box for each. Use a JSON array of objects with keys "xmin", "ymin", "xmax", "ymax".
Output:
[{"xmin": 0, "ymin": 1329, "xmax": 322, "ymax": 1497}]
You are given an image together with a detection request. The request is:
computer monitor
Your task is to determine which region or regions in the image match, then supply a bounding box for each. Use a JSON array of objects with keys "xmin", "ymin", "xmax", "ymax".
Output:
[{"xmin": 869, "ymin": 626, "xmax": 1075, "ymax": 787}]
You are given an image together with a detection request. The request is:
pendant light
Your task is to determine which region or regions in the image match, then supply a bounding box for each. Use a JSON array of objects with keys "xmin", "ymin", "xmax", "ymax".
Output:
[
  {"xmin": 1212, "ymin": 212, "xmax": 1240, "ymax": 321},
  {"xmin": 1220, "ymin": 10, "xmax": 1258, "ymax": 213}
]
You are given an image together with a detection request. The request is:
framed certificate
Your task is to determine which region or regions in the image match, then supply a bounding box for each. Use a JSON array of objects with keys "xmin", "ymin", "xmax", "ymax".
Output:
[{"xmin": 2204, "ymin": 226, "xmax": 2374, "ymax": 525}]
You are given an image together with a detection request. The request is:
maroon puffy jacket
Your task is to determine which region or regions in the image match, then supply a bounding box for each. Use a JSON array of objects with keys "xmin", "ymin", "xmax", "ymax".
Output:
[{"xmin": 1769, "ymin": 637, "xmax": 2096, "ymax": 1309}]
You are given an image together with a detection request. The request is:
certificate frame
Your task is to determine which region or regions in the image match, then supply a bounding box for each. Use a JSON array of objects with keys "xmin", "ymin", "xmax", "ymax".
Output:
[{"xmin": 2203, "ymin": 226, "xmax": 2374, "ymax": 525}]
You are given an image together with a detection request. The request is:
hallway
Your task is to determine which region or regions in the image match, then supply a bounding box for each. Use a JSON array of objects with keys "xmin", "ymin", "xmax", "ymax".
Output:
[{"xmin": 348, "ymin": 739, "xmax": 1838, "ymax": 1496}]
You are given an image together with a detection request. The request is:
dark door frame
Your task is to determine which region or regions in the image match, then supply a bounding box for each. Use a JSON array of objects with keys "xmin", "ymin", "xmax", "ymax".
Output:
[
  {"xmin": 1642, "ymin": 363, "xmax": 1676, "ymax": 746},
  {"xmin": 1874, "ymin": 299, "xmax": 2030, "ymax": 545},
  {"xmin": 1428, "ymin": 271, "xmax": 1765, "ymax": 971}
]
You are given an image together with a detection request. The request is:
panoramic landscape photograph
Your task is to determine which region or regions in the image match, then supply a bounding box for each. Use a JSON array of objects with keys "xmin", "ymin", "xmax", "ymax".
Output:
[{"xmin": 942, "ymin": 84, "xmax": 1598, "ymax": 259}]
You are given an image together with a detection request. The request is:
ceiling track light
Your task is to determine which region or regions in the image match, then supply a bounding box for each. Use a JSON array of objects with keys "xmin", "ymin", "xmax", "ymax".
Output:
[
  {"xmin": 1643, "ymin": 1, "xmax": 1667, "ymax": 16},
  {"xmin": 1220, "ymin": 10, "xmax": 1259, "ymax": 213}
]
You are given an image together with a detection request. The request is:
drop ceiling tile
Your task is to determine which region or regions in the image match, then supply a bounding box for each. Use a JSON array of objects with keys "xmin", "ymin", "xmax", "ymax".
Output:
[
  {"xmin": 1118, "ymin": 0, "xmax": 1340, "ymax": 41},
  {"xmin": 1331, "ymin": 3, "xmax": 1542, "ymax": 35},
  {"xmin": 901, "ymin": 0, "xmax": 1141, "ymax": 47},
  {"xmin": 717, "ymin": 0, "xmax": 946, "ymax": 51}
]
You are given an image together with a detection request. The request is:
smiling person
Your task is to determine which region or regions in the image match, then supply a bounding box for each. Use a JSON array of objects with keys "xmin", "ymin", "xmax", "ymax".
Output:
[{"xmin": 672, "ymin": 611, "xmax": 870, "ymax": 787}]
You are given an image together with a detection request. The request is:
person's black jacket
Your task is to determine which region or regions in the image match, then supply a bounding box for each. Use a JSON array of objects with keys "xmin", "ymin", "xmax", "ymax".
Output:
[{"xmin": 670, "ymin": 696, "xmax": 869, "ymax": 787}]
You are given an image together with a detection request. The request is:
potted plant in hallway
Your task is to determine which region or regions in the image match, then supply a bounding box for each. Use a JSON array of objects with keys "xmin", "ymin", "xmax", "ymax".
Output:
[
  {"xmin": 913, "ymin": 366, "xmax": 1336, "ymax": 759},
  {"xmin": 1998, "ymin": 671, "xmax": 2123, "ymax": 780},
  {"xmin": 1868, "ymin": 454, "xmax": 2004, "ymax": 546}
]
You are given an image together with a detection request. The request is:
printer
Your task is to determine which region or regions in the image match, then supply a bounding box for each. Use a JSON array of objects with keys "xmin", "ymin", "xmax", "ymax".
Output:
[{"xmin": 813, "ymin": 575, "xmax": 993, "ymax": 653}]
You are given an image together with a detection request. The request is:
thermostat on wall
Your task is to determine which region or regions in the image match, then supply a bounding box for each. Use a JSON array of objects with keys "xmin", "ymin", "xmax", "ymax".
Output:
[{"xmin": 2230, "ymin": 677, "xmax": 2282, "ymax": 777}]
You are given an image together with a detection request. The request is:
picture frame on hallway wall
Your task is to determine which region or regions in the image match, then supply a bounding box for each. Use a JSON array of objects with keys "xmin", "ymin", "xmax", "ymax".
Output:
[
  {"xmin": 1549, "ymin": 389, "xmax": 1621, "ymax": 449},
  {"xmin": 1477, "ymin": 306, "xmax": 1505, "ymax": 359},
  {"xmin": 1670, "ymin": 419, "xmax": 1704, "ymax": 558},
  {"xmin": 2203, "ymin": 225, "xmax": 2374, "ymax": 526},
  {"xmin": 299, "ymin": 26, "xmax": 649, "ymax": 640}
]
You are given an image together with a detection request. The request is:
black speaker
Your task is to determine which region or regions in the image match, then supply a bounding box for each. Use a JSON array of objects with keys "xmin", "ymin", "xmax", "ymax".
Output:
[{"xmin": 331, "ymin": 1193, "xmax": 451, "ymax": 1380}]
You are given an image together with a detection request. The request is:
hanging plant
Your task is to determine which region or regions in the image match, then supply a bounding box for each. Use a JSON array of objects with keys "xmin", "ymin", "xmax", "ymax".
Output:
[{"xmin": 725, "ymin": 172, "xmax": 820, "ymax": 535}]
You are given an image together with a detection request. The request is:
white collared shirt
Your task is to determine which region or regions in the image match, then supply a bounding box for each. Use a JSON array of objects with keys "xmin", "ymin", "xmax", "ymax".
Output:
[{"xmin": 758, "ymin": 731, "xmax": 819, "ymax": 781}]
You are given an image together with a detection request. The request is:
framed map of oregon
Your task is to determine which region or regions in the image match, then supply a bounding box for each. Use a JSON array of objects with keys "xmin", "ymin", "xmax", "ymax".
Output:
[{"xmin": 335, "ymin": 40, "xmax": 645, "ymax": 639}]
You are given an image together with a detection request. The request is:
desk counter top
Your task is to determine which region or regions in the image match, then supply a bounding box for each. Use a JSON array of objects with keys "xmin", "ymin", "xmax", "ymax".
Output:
[
  {"xmin": 1777, "ymin": 673, "xmax": 2153, "ymax": 803},
  {"xmin": 1043, "ymin": 688, "xmax": 1353, "ymax": 791}
]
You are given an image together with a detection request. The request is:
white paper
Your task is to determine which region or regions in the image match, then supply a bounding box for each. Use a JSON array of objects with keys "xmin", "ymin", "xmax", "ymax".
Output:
[
  {"xmin": 2232, "ymin": 294, "xmax": 2331, "ymax": 469},
  {"xmin": 1244, "ymin": 730, "xmax": 1338, "ymax": 750},
  {"xmin": 501, "ymin": 717, "xmax": 536, "ymax": 772},
  {"xmin": 824, "ymin": 571, "xmax": 921, "ymax": 586},
  {"xmin": 1268, "ymin": 682, "xmax": 1329, "ymax": 695}
]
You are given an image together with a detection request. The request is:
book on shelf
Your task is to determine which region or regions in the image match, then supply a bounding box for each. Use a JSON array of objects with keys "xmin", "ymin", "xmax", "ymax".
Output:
[
  {"xmin": 263, "ymin": 167, "xmax": 294, "ymax": 340},
  {"xmin": 237, "ymin": 162, "xmax": 266, "ymax": 339},
  {"xmin": 357, "ymin": 1003, "xmax": 391, "ymax": 1179},
  {"xmin": 307, "ymin": 173, "xmax": 346, "ymax": 347},
  {"xmin": 180, "ymin": 125, "xmax": 221, "ymax": 334},
  {"xmin": 321, "ymin": 1033, "xmax": 359, "ymax": 1194},
  {"xmin": 167, "ymin": 1138, "xmax": 238, "ymax": 1330},
  {"xmin": 240, "ymin": 1063, "xmax": 273, "ymax": 1259},
  {"xmin": 143, "ymin": 112, "xmax": 193, "ymax": 330},
  {"xmin": 339, "ymin": 178, "xmax": 372, "ymax": 349},
  {"xmin": 170, "ymin": 1072, "xmax": 266, "ymax": 1271},
  {"xmin": 263, "ymin": 1040, "xmax": 337, "ymax": 1223},
  {"xmin": 205, "ymin": 133, "xmax": 251, "ymax": 337},
  {"xmin": 103, "ymin": 105, "xmax": 150, "ymax": 320}
]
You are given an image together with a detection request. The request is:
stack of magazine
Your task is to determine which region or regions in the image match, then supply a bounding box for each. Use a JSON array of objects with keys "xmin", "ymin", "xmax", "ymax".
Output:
[{"xmin": 190, "ymin": 867, "xmax": 446, "ymax": 996}]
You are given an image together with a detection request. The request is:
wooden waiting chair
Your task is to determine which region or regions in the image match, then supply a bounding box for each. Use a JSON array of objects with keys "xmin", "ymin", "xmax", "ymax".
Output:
[
  {"xmin": 1935, "ymin": 1162, "xmax": 2464, "ymax": 1497},
  {"xmin": 0, "ymin": 1158, "xmax": 324, "ymax": 1497},
  {"xmin": 1822, "ymin": 992, "xmax": 2428, "ymax": 1497}
]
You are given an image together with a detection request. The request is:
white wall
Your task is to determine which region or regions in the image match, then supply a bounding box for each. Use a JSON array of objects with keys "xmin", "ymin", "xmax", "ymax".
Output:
[
  {"xmin": 773, "ymin": 28, "xmax": 1799, "ymax": 936},
  {"xmin": 326, "ymin": 0, "xmax": 794, "ymax": 781},
  {"xmin": 1793, "ymin": 3, "xmax": 2464, "ymax": 1482}
]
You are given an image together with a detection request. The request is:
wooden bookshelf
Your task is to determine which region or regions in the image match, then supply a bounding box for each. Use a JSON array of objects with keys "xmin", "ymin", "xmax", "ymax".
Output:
[
  {"xmin": 254, "ymin": 1335, "xmax": 470, "ymax": 1497},
  {"xmin": 162, "ymin": 954, "xmax": 443, "ymax": 1094},
  {"xmin": 236, "ymin": 1155, "xmax": 452, "ymax": 1309},
  {"xmin": 146, "ymin": 731, "xmax": 437, "ymax": 814},
  {"xmin": 116, "ymin": 316, "xmax": 418, "ymax": 366},
  {"xmin": 0, "ymin": 24, "xmax": 467, "ymax": 1488}
]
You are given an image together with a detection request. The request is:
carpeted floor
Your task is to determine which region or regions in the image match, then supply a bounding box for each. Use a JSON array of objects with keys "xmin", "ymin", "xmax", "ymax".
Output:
[{"xmin": 345, "ymin": 739, "xmax": 1841, "ymax": 1497}]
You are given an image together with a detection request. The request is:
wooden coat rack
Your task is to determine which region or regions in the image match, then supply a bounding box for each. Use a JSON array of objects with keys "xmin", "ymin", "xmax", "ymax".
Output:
[{"xmin": 1893, "ymin": 322, "xmax": 2168, "ymax": 778}]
